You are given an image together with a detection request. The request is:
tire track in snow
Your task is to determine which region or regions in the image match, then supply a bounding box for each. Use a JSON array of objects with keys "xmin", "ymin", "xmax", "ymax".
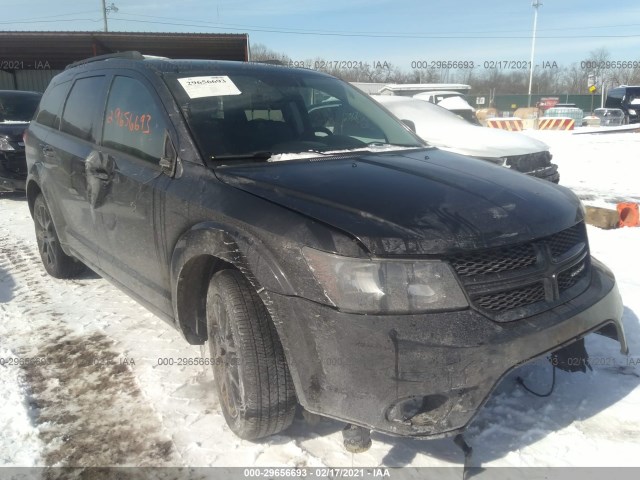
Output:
[{"xmin": 0, "ymin": 233, "xmax": 181, "ymax": 467}]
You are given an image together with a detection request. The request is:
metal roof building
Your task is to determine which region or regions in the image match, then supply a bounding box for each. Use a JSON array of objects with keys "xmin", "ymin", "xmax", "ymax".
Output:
[{"xmin": 0, "ymin": 31, "xmax": 249, "ymax": 92}]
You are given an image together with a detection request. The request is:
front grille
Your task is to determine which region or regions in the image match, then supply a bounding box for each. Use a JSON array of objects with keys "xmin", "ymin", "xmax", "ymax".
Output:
[
  {"xmin": 447, "ymin": 222, "xmax": 590, "ymax": 321},
  {"xmin": 449, "ymin": 243, "xmax": 536, "ymax": 277},
  {"xmin": 504, "ymin": 151, "xmax": 552, "ymax": 172},
  {"xmin": 475, "ymin": 282, "xmax": 546, "ymax": 312},
  {"xmin": 548, "ymin": 223, "xmax": 585, "ymax": 259},
  {"xmin": 557, "ymin": 258, "xmax": 589, "ymax": 291},
  {"xmin": 504, "ymin": 151, "xmax": 559, "ymax": 182}
]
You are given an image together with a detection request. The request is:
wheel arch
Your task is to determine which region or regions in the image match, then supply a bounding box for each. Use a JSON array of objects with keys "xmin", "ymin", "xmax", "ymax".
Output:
[
  {"xmin": 26, "ymin": 179, "xmax": 42, "ymax": 218},
  {"xmin": 170, "ymin": 222, "xmax": 295, "ymax": 346}
]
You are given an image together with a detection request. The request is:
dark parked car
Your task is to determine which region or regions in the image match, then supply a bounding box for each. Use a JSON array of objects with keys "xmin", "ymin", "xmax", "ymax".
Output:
[
  {"xmin": 0, "ymin": 90, "xmax": 42, "ymax": 192},
  {"xmin": 605, "ymin": 85, "xmax": 640, "ymax": 124},
  {"xmin": 25, "ymin": 53, "xmax": 628, "ymax": 443}
]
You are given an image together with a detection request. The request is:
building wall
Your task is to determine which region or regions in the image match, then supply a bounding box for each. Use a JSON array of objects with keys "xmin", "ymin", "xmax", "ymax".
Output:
[
  {"xmin": 1, "ymin": 69, "xmax": 63, "ymax": 92},
  {"xmin": 14, "ymin": 70, "xmax": 62, "ymax": 92},
  {"xmin": 0, "ymin": 71, "xmax": 16, "ymax": 90}
]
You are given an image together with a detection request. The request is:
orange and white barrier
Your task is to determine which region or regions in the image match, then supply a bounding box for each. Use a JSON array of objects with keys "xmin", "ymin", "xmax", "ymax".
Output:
[
  {"xmin": 617, "ymin": 202, "xmax": 639, "ymax": 228},
  {"xmin": 486, "ymin": 117, "xmax": 524, "ymax": 131},
  {"xmin": 538, "ymin": 117, "xmax": 575, "ymax": 131}
]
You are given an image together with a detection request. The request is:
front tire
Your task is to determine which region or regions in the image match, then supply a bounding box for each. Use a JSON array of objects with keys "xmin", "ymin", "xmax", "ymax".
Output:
[
  {"xmin": 206, "ymin": 269, "xmax": 297, "ymax": 439},
  {"xmin": 33, "ymin": 194, "xmax": 84, "ymax": 278}
]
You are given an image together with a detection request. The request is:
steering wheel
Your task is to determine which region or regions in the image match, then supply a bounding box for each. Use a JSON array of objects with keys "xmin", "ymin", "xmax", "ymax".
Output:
[{"xmin": 313, "ymin": 126, "xmax": 333, "ymax": 137}]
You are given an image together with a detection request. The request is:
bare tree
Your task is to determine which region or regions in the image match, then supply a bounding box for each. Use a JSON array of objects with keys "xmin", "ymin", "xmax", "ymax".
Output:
[
  {"xmin": 248, "ymin": 42, "xmax": 639, "ymax": 98},
  {"xmin": 582, "ymin": 47, "xmax": 612, "ymax": 91},
  {"xmin": 249, "ymin": 43, "xmax": 291, "ymax": 64}
]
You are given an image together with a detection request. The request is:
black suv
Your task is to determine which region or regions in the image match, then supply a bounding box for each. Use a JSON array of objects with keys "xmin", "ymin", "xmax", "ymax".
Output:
[
  {"xmin": 0, "ymin": 90, "xmax": 42, "ymax": 192},
  {"xmin": 605, "ymin": 85, "xmax": 640, "ymax": 124},
  {"xmin": 25, "ymin": 53, "xmax": 628, "ymax": 441}
]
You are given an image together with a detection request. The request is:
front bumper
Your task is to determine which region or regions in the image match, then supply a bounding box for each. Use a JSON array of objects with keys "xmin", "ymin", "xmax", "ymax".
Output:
[
  {"xmin": 0, "ymin": 152, "xmax": 27, "ymax": 192},
  {"xmin": 268, "ymin": 259, "xmax": 626, "ymax": 438}
]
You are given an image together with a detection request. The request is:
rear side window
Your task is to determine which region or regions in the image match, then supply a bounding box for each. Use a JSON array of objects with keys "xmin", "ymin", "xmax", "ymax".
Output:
[
  {"xmin": 102, "ymin": 76, "xmax": 167, "ymax": 163},
  {"xmin": 61, "ymin": 76, "xmax": 106, "ymax": 142},
  {"xmin": 35, "ymin": 82, "xmax": 69, "ymax": 129}
]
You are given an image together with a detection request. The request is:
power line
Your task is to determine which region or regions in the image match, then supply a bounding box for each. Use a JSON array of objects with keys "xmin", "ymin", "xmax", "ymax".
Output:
[
  {"xmin": 0, "ymin": 18, "xmax": 101, "ymax": 26},
  {"xmin": 114, "ymin": 11, "xmax": 640, "ymax": 36},
  {"xmin": 2, "ymin": 10, "xmax": 640, "ymax": 39},
  {"xmin": 2, "ymin": 10, "xmax": 98, "ymax": 23},
  {"xmin": 99, "ymin": 17, "xmax": 640, "ymax": 39}
]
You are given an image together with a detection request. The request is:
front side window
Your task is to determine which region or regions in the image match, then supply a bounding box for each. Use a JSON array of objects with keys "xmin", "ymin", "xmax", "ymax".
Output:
[
  {"xmin": 61, "ymin": 76, "xmax": 106, "ymax": 141},
  {"xmin": 102, "ymin": 76, "xmax": 167, "ymax": 163}
]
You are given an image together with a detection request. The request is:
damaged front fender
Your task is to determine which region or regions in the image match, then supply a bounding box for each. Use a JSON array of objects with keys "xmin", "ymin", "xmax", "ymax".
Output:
[{"xmin": 169, "ymin": 221, "xmax": 296, "ymax": 344}]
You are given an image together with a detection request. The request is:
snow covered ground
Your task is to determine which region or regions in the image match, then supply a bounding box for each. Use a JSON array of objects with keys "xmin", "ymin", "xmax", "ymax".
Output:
[
  {"xmin": 522, "ymin": 130, "xmax": 640, "ymax": 210},
  {"xmin": 0, "ymin": 130, "xmax": 639, "ymax": 472}
]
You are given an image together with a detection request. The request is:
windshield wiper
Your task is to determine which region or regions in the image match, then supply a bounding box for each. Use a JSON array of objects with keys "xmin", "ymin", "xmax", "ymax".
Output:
[{"xmin": 211, "ymin": 151, "xmax": 273, "ymax": 162}]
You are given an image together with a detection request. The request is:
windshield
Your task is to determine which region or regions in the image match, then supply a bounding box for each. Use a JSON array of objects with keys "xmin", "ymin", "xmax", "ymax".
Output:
[
  {"xmin": 163, "ymin": 69, "xmax": 423, "ymax": 160},
  {"xmin": 595, "ymin": 109, "xmax": 624, "ymax": 118},
  {"xmin": 0, "ymin": 92, "xmax": 41, "ymax": 123}
]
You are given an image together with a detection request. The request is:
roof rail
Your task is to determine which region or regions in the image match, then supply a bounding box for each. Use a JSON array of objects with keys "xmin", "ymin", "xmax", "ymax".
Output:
[
  {"xmin": 251, "ymin": 59, "xmax": 285, "ymax": 66},
  {"xmin": 65, "ymin": 51, "xmax": 145, "ymax": 70}
]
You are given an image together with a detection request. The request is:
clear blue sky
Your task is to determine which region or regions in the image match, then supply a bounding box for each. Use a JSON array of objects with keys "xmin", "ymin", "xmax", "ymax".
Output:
[{"xmin": 3, "ymin": 0, "xmax": 640, "ymax": 71}]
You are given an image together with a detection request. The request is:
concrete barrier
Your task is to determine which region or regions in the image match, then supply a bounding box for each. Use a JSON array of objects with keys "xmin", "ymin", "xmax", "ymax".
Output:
[
  {"xmin": 584, "ymin": 206, "xmax": 619, "ymax": 230},
  {"xmin": 486, "ymin": 117, "xmax": 524, "ymax": 131},
  {"xmin": 538, "ymin": 117, "xmax": 575, "ymax": 130}
]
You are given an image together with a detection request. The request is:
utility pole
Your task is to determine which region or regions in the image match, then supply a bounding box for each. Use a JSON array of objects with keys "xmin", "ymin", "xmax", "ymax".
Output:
[
  {"xmin": 101, "ymin": 0, "xmax": 118, "ymax": 32},
  {"xmin": 527, "ymin": 0, "xmax": 542, "ymax": 107}
]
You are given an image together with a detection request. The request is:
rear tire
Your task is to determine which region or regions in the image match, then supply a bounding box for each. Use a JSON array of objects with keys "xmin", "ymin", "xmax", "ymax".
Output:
[
  {"xmin": 33, "ymin": 194, "xmax": 85, "ymax": 278},
  {"xmin": 206, "ymin": 269, "xmax": 296, "ymax": 439}
]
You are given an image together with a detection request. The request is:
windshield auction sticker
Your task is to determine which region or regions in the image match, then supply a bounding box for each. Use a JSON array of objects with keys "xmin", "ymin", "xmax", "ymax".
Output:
[{"xmin": 178, "ymin": 76, "xmax": 241, "ymax": 98}]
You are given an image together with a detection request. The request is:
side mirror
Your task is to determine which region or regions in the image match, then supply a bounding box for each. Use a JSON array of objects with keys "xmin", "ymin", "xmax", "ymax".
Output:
[
  {"xmin": 401, "ymin": 119, "xmax": 416, "ymax": 132},
  {"xmin": 159, "ymin": 130, "xmax": 177, "ymax": 177}
]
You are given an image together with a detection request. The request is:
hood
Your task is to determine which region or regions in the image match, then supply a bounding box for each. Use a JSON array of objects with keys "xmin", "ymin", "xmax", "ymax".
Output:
[
  {"xmin": 420, "ymin": 123, "xmax": 549, "ymax": 158},
  {"xmin": 437, "ymin": 96, "xmax": 475, "ymax": 112},
  {"xmin": 216, "ymin": 149, "xmax": 582, "ymax": 256}
]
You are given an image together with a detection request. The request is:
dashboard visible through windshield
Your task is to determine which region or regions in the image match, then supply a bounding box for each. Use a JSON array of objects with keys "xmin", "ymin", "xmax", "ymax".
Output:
[{"xmin": 164, "ymin": 69, "xmax": 423, "ymax": 161}]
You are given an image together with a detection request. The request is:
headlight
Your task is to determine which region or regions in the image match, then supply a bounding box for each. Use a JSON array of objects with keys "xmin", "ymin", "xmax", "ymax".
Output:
[
  {"xmin": 0, "ymin": 136, "xmax": 15, "ymax": 151},
  {"xmin": 302, "ymin": 247, "xmax": 468, "ymax": 314},
  {"xmin": 628, "ymin": 109, "xmax": 637, "ymax": 115}
]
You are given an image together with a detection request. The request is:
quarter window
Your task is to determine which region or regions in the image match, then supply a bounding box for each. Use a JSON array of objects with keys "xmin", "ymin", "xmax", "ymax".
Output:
[
  {"xmin": 36, "ymin": 81, "xmax": 69, "ymax": 129},
  {"xmin": 61, "ymin": 76, "xmax": 106, "ymax": 141},
  {"xmin": 102, "ymin": 76, "xmax": 167, "ymax": 163}
]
